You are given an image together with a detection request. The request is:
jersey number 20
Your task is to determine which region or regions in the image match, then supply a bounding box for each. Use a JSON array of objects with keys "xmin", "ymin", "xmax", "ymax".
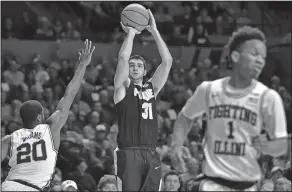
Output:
[
  {"xmin": 142, "ymin": 103, "xmax": 153, "ymax": 119},
  {"xmin": 16, "ymin": 140, "xmax": 47, "ymax": 164}
]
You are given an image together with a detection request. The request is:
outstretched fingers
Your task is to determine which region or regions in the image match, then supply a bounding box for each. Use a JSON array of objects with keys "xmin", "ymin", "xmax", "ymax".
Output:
[
  {"xmin": 82, "ymin": 39, "xmax": 95, "ymax": 54},
  {"xmin": 88, "ymin": 40, "xmax": 92, "ymax": 54},
  {"xmin": 90, "ymin": 45, "xmax": 96, "ymax": 54}
]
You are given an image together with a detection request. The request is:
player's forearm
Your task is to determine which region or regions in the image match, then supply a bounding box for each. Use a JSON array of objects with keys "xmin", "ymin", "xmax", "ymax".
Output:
[
  {"xmin": 261, "ymin": 137, "xmax": 288, "ymax": 157},
  {"xmin": 57, "ymin": 63, "xmax": 87, "ymax": 111},
  {"xmin": 151, "ymin": 28, "xmax": 172, "ymax": 64},
  {"xmin": 171, "ymin": 112, "xmax": 193, "ymax": 146},
  {"xmin": 118, "ymin": 30, "xmax": 136, "ymax": 61}
]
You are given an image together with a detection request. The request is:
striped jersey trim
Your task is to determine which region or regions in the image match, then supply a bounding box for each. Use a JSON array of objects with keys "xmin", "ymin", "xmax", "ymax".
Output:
[
  {"xmin": 46, "ymin": 125, "xmax": 58, "ymax": 153},
  {"xmin": 205, "ymin": 82, "xmax": 212, "ymax": 112},
  {"xmin": 9, "ymin": 134, "xmax": 13, "ymax": 158},
  {"xmin": 41, "ymin": 152, "xmax": 57, "ymax": 191},
  {"xmin": 259, "ymin": 88, "xmax": 270, "ymax": 132}
]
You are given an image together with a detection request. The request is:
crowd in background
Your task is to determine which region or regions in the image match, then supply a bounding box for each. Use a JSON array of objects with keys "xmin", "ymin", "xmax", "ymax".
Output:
[
  {"xmin": 1, "ymin": 1, "xmax": 291, "ymax": 192},
  {"xmin": 2, "ymin": 2, "xmax": 253, "ymax": 46},
  {"xmin": 1, "ymin": 48, "xmax": 291, "ymax": 191}
]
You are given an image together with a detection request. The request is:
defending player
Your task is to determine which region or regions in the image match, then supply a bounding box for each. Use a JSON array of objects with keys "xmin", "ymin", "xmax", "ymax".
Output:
[
  {"xmin": 171, "ymin": 26, "xmax": 288, "ymax": 191},
  {"xmin": 113, "ymin": 9, "xmax": 172, "ymax": 191},
  {"xmin": 1, "ymin": 40, "xmax": 95, "ymax": 191}
]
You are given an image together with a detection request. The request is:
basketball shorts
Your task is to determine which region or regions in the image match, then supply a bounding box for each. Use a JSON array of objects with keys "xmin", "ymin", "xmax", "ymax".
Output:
[
  {"xmin": 114, "ymin": 147, "xmax": 162, "ymax": 191},
  {"xmin": 199, "ymin": 177, "xmax": 258, "ymax": 191},
  {"xmin": 2, "ymin": 181, "xmax": 40, "ymax": 191}
]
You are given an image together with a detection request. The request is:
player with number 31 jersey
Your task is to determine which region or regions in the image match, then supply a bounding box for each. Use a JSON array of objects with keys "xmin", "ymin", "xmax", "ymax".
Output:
[{"xmin": 113, "ymin": 9, "xmax": 172, "ymax": 191}]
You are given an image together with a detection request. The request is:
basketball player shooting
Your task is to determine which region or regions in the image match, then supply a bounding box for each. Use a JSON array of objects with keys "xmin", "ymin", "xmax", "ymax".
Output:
[
  {"xmin": 171, "ymin": 26, "xmax": 288, "ymax": 191},
  {"xmin": 113, "ymin": 9, "xmax": 172, "ymax": 191},
  {"xmin": 1, "ymin": 39, "xmax": 95, "ymax": 191}
]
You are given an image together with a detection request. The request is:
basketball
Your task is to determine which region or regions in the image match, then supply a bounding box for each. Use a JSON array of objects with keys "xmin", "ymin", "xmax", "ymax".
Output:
[{"xmin": 121, "ymin": 4, "xmax": 150, "ymax": 32}]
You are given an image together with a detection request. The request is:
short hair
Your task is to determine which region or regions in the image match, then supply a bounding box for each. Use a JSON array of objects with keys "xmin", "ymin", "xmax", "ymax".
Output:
[
  {"xmin": 19, "ymin": 100, "xmax": 43, "ymax": 127},
  {"xmin": 97, "ymin": 175, "xmax": 120, "ymax": 190},
  {"xmin": 227, "ymin": 26, "xmax": 267, "ymax": 55},
  {"xmin": 163, "ymin": 170, "xmax": 180, "ymax": 182},
  {"xmin": 129, "ymin": 55, "xmax": 146, "ymax": 69}
]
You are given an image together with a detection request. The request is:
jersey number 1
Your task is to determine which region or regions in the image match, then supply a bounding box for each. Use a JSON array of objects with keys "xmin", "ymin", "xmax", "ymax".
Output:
[
  {"xmin": 227, "ymin": 121, "xmax": 235, "ymax": 139},
  {"xmin": 142, "ymin": 103, "xmax": 153, "ymax": 119},
  {"xmin": 16, "ymin": 140, "xmax": 47, "ymax": 164}
]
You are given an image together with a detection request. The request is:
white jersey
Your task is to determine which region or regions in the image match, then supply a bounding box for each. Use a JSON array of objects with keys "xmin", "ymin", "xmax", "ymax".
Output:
[
  {"xmin": 182, "ymin": 77, "xmax": 288, "ymax": 182},
  {"xmin": 5, "ymin": 124, "xmax": 58, "ymax": 189}
]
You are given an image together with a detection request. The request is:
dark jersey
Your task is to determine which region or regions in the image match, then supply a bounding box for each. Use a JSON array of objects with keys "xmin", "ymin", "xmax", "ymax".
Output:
[{"xmin": 115, "ymin": 81, "xmax": 158, "ymax": 148}]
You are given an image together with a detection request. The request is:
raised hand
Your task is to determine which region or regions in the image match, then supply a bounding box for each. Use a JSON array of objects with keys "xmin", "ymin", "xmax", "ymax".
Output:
[
  {"xmin": 78, "ymin": 39, "xmax": 95, "ymax": 66},
  {"xmin": 120, "ymin": 22, "xmax": 141, "ymax": 35},
  {"xmin": 146, "ymin": 9, "xmax": 157, "ymax": 33}
]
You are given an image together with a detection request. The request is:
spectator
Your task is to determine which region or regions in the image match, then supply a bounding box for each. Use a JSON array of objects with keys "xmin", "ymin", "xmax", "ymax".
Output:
[
  {"xmin": 187, "ymin": 16, "xmax": 209, "ymax": 46},
  {"xmin": 67, "ymin": 158, "xmax": 96, "ymax": 192},
  {"xmin": 53, "ymin": 19, "xmax": 64, "ymax": 40},
  {"xmin": 51, "ymin": 174, "xmax": 63, "ymax": 191},
  {"xmin": 20, "ymin": 12, "xmax": 35, "ymax": 39},
  {"xmin": 1, "ymin": 83, "xmax": 12, "ymax": 123},
  {"xmin": 180, "ymin": 158, "xmax": 200, "ymax": 184},
  {"xmin": 178, "ymin": 2, "xmax": 194, "ymax": 36},
  {"xmin": 82, "ymin": 111, "xmax": 100, "ymax": 140},
  {"xmin": 63, "ymin": 21, "xmax": 81, "ymax": 41},
  {"xmin": 199, "ymin": 8, "xmax": 213, "ymax": 32},
  {"xmin": 211, "ymin": 15, "xmax": 224, "ymax": 35},
  {"xmin": 61, "ymin": 180, "xmax": 78, "ymax": 191},
  {"xmin": 184, "ymin": 178, "xmax": 200, "ymax": 191},
  {"xmin": 209, "ymin": 2, "xmax": 225, "ymax": 20},
  {"xmin": 35, "ymin": 62, "xmax": 50, "ymax": 85},
  {"xmin": 1, "ymin": 17, "xmax": 16, "ymax": 39},
  {"xmin": 260, "ymin": 179, "xmax": 274, "ymax": 191},
  {"xmin": 35, "ymin": 16, "xmax": 54, "ymax": 40},
  {"xmin": 3, "ymin": 60, "xmax": 25, "ymax": 87},
  {"xmin": 163, "ymin": 170, "xmax": 181, "ymax": 191},
  {"xmin": 273, "ymin": 177, "xmax": 291, "ymax": 191},
  {"xmin": 271, "ymin": 166, "xmax": 284, "ymax": 183},
  {"xmin": 95, "ymin": 124, "xmax": 108, "ymax": 145},
  {"xmin": 270, "ymin": 75, "xmax": 281, "ymax": 91},
  {"xmin": 189, "ymin": 2, "xmax": 201, "ymax": 18},
  {"xmin": 188, "ymin": 140, "xmax": 203, "ymax": 160},
  {"xmin": 97, "ymin": 174, "xmax": 121, "ymax": 191}
]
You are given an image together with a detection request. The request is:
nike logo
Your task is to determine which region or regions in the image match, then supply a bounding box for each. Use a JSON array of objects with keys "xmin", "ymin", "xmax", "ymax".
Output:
[{"xmin": 155, "ymin": 166, "xmax": 161, "ymax": 170}]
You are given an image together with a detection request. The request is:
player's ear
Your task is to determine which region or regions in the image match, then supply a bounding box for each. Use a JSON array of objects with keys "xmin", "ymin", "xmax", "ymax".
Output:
[
  {"xmin": 230, "ymin": 51, "xmax": 240, "ymax": 63},
  {"xmin": 36, "ymin": 114, "xmax": 42, "ymax": 122},
  {"xmin": 143, "ymin": 69, "xmax": 147, "ymax": 76}
]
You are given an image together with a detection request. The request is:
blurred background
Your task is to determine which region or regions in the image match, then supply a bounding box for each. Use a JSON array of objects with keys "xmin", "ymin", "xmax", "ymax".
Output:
[{"xmin": 1, "ymin": 1, "xmax": 291, "ymax": 191}]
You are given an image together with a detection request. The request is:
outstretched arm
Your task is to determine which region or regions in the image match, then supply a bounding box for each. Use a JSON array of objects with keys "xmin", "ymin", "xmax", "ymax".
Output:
[
  {"xmin": 171, "ymin": 82, "xmax": 209, "ymax": 146},
  {"xmin": 170, "ymin": 82, "xmax": 209, "ymax": 172},
  {"xmin": 47, "ymin": 40, "xmax": 95, "ymax": 136},
  {"xmin": 147, "ymin": 10, "xmax": 172, "ymax": 97},
  {"xmin": 113, "ymin": 23, "xmax": 140, "ymax": 104}
]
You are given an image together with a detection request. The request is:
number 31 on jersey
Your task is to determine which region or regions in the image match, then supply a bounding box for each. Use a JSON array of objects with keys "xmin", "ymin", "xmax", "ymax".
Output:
[{"xmin": 142, "ymin": 102, "xmax": 153, "ymax": 119}]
